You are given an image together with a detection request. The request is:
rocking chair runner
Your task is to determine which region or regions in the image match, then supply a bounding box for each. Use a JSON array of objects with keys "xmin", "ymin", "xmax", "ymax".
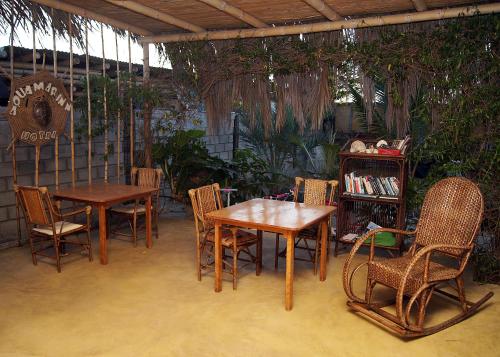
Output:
[
  {"xmin": 108, "ymin": 167, "xmax": 162, "ymax": 246},
  {"xmin": 343, "ymin": 177, "xmax": 494, "ymax": 337},
  {"xmin": 15, "ymin": 185, "xmax": 93, "ymax": 273},
  {"xmin": 275, "ymin": 177, "xmax": 338, "ymax": 274},
  {"xmin": 189, "ymin": 183, "xmax": 261, "ymax": 290}
]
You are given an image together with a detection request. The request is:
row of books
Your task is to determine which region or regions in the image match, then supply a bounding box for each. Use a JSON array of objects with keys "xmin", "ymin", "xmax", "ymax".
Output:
[{"xmin": 344, "ymin": 172, "xmax": 400, "ymax": 197}]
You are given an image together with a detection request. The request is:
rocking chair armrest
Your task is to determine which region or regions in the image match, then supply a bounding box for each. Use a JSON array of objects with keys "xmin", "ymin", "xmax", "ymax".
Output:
[
  {"xmin": 395, "ymin": 243, "xmax": 470, "ymax": 321},
  {"xmin": 343, "ymin": 228, "xmax": 416, "ymax": 303},
  {"xmin": 403, "ymin": 243, "xmax": 470, "ymax": 279}
]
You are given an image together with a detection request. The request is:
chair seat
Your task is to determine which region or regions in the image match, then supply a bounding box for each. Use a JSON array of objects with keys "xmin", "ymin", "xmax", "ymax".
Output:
[
  {"xmin": 297, "ymin": 226, "xmax": 319, "ymax": 239},
  {"xmin": 368, "ymin": 255, "xmax": 459, "ymax": 295},
  {"xmin": 111, "ymin": 204, "xmax": 146, "ymax": 215},
  {"xmin": 33, "ymin": 221, "xmax": 84, "ymax": 236},
  {"xmin": 206, "ymin": 228, "xmax": 257, "ymax": 247}
]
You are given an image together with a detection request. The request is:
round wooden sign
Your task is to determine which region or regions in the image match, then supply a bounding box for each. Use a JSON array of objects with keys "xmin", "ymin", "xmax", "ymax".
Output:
[{"xmin": 7, "ymin": 71, "xmax": 71, "ymax": 146}]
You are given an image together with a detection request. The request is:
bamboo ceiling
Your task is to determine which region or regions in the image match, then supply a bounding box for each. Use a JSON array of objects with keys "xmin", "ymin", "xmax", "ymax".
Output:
[{"xmin": 26, "ymin": 0, "xmax": 500, "ymax": 42}]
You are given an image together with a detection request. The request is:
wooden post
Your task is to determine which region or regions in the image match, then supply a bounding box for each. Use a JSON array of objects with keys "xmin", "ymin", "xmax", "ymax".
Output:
[
  {"xmin": 101, "ymin": 24, "xmax": 109, "ymax": 182},
  {"xmin": 86, "ymin": 20, "xmax": 92, "ymax": 184},
  {"xmin": 32, "ymin": 14, "xmax": 36, "ymax": 75},
  {"xmin": 142, "ymin": 43, "xmax": 152, "ymax": 168},
  {"xmin": 115, "ymin": 32, "xmax": 121, "ymax": 183},
  {"xmin": 35, "ymin": 147, "xmax": 40, "ymax": 186},
  {"xmin": 128, "ymin": 31, "xmax": 134, "ymax": 170},
  {"xmin": 32, "ymin": 12, "xmax": 39, "ymax": 187},
  {"xmin": 52, "ymin": 9, "xmax": 59, "ymax": 190},
  {"xmin": 10, "ymin": 13, "xmax": 21, "ymax": 246},
  {"xmin": 69, "ymin": 14, "xmax": 76, "ymax": 186}
]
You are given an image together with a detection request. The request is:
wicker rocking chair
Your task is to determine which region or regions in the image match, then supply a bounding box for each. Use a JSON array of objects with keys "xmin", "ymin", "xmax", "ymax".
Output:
[
  {"xmin": 343, "ymin": 177, "xmax": 493, "ymax": 337},
  {"xmin": 188, "ymin": 183, "xmax": 261, "ymax": 290},
  {"xmin": 15, "ymin": 185, "xmax": 93, "ymax": 273},
  {"xmin": 275, "ymin": 177, "xmax": 338, "ymax": 274}
]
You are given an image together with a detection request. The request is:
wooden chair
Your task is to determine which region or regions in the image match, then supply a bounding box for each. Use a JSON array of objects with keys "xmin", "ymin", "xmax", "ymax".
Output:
[
  {"xmin": 343, "ymin": 177, "xmax": 494, "ymax": 337},
  {"xmin": 275, "ymin": 177, "xmax": 338, "ymax": 274},
  {"xmin": 14, "ymin": 185, "xmax": 93, "ymax": 273},
  {"xmin": 189, "ymin": 183, "xmax": 261, "ymax": 290},
  {"xmin": 108, "ymin": 167, "xmax": 162, "ymax": 246}
]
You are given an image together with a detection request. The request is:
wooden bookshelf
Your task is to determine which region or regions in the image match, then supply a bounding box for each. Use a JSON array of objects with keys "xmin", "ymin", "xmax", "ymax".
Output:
[{"xmin": 334, "ymin": 138, "xmax": 409, "ymax": 256}]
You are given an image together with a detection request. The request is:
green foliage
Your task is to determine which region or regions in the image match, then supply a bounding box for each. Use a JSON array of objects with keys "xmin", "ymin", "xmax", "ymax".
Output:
[
  {"xmin": 349, "ymin": 82, "xmax": 394, "ymax": 139},
  {"xmin": 225, "ymin": 149, "xmax": 274, "ymax": 201},
  {"xmin": 74, "ymin": 72, "xmax": 162, "ymax": 141},
  {"xmin": 315, "ymin": 130, "xmax": 341, "ymax": 179},
  {"xmin": 152, "ymin": 129, "xmax": 226, "ymax": 202},
  {"xmin": 74, "ymin": 75, "xmax": 121, "ymax": 140}
]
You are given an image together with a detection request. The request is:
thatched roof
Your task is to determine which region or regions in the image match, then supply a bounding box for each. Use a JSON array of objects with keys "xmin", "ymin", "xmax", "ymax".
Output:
[{"xmin": 1, "ymin": 1, "xmax": 498, "ymax": 44}]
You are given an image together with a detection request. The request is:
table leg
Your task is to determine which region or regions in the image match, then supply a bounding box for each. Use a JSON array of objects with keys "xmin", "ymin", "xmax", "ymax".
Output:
[
  {"xmin": 214, "ymin": 222, "xmax": 222, "ymax": 292},
  {"xmin": 98, "ymin": 204, "xmax": 108, "ymax": 265},
  {"xmin": 320, "ymin": 218, "xmax": 328, "ymax": 281},
  {"xmin": 145, "ymin": 194, "xmax": 152, "ymax": 248},
  {"xmin": 285, "ymin": 231, "xmax": 295, "ymax": 311},
  {"xmin": 256, "ymin": 230, "xmax": 263, "ymax": 276}
]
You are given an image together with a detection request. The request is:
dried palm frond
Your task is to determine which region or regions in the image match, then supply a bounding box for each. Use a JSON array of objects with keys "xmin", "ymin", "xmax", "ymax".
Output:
[
  {"xmin": 361, "ymin": 72, "xmax": 375, "ymax": 127},
  {"xmin": 204, "ymin": 79, "xmax": 233, "ymax": 134},
  {"xmin": 0, "ymin": 0, "xmax": 134, "ymax": 49}
]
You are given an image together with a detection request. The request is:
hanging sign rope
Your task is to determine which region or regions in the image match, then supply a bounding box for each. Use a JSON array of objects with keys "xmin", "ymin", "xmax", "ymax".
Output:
[{"xmin": 7, "ymin": 71, "xmax": 71, "ymax": 146}]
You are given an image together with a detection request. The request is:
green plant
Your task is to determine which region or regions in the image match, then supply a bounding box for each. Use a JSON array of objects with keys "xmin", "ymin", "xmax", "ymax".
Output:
[
  {"xmin": 152, "ymin": 129, "xmax": 226, "ymax": 202},
  {"xmin": 74, "ymin": 74, "xmax": 122, "ymax": 140},
  {"xmin": 225, "ymin": 149, "xmax": 273, "ymax": 200}
]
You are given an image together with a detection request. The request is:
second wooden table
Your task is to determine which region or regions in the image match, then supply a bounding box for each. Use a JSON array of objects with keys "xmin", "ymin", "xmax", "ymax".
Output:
[{"xmin": 207, "ymin": 198, "xmax": 336, "ymax": 310}]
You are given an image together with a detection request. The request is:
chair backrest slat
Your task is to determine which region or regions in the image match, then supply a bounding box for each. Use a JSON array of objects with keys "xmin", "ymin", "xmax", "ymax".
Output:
[
  {"xmin": 415, "ymin": 177, "xmax": 484, "ymax": 257},
  {"xmin": 15, "ymin": 186, "xmax": 53, "ymax": 226},
  {"xmin": 131, "ymin": 167, "xmax": 162, "ymax": 189},
  {"xmin": 294, "ymin": 177, "xmax": 338, "ymax": 206},
  {"xmin": 190, "ymin": 183, "xmax": 222, "ymax": 232}
]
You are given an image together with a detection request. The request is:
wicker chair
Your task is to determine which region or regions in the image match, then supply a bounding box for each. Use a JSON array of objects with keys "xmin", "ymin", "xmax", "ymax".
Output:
[
  {"xmin": 14, "ymin": 185, "xmax": 93, "ymax": 273},
  {"xmin": 343, "ymin": 177, "xmax": 494, "ymax": 337},
  {"xmin": 189, "ymin": 183, "xmax": 261, "ymax": 290},
  {"xmin": 275, "ymin": 177, "xmax": 338, "ymax": 274},
  {"xmin": 108, "ymin": 167, "xmax": 162, "ymax": 246}
]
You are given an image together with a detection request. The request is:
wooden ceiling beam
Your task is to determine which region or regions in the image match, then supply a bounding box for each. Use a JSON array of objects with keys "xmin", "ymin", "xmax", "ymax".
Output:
[
  {"xmin": 29, "ymin": 0, "xmax": 152, "ymax": 35},
  {"xmin": 411, "ymin": 0, "xmax": 428, "ymax": 11},
  {"xmin": 302, "ymin": 0, "xmax": 342, "ymax": 21},
  {"xmin": 197, "ymin": 0, "xmax": 268, "ymax": 28},
  {"xmin": 104, "ymin": 0, "xmax": 204, "ymax": 32},
  {"xmin": 141, "ymin": 3, "xmax": 500, "ymax": 43}
]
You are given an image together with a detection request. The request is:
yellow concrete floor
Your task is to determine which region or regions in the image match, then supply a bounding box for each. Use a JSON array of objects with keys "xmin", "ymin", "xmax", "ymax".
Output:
[{"xmin": 0, "ymin": 217, "xmax": 498, "ymax": 357}]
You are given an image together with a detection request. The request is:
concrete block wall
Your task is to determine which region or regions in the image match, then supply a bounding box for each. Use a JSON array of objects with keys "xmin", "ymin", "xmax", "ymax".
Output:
[{"xmin": 183, "ymin": 110, "xmax": 235, "ymax": 161}]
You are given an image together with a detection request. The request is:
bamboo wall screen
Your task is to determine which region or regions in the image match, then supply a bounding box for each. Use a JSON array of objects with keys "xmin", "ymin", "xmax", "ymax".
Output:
[{"xmin": 2, "ymin": 17, "xmax": 136, "ymax": 245}]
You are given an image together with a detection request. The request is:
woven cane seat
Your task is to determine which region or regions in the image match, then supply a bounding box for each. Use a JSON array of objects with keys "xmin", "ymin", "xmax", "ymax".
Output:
[
  {"xmin": 33, "ymin": 221, "xmax": 84, "ymax": 236},
  {"xmin": 206, "ymin": 228, "xmax": 257, "ymax": 247},
  {"xmin": 368, "ymin": 255, "xmax": 459, "ymax": 295},
  {"xmin": 111, "ymin": 204, "xmax": 147, "ymax": 214},
  {"xmin": 298, "ymin": 226, "xmax": 319, "ymax": 239}
]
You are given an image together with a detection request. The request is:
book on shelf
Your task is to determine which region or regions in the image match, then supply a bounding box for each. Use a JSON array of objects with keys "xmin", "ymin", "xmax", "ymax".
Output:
[{"xmin": 343, "ymin": 172, "xmax": 400, "ymax": 200}]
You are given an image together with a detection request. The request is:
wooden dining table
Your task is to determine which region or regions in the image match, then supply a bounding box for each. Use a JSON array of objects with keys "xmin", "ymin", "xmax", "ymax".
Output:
[
  {"xmin": 53, "ymin": 183, "xmax": 158, "ymax": 265},
  {"xmin": 207, "ymin": 198, "xmax": 336, "ymax": 310}
]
